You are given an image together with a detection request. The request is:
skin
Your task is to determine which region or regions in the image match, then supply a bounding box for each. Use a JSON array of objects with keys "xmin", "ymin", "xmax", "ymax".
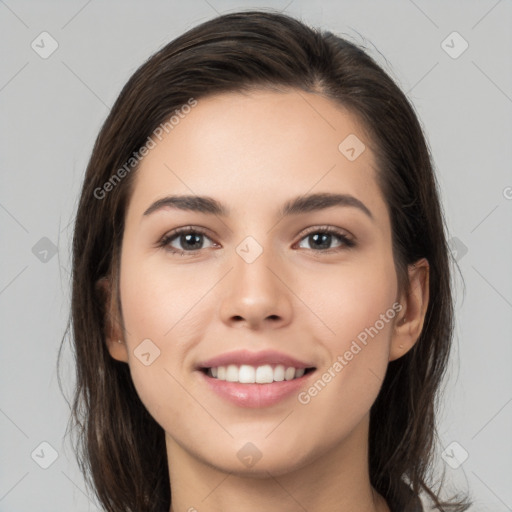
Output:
[{"xmin": 101, "ymin": 89, "xmax": 429, "ymax": 512}]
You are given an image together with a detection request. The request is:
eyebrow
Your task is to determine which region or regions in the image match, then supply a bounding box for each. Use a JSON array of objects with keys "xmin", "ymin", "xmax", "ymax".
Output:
[{"xmin": 142, "ymin": 192, "xmax": 374, "ymax": 221}]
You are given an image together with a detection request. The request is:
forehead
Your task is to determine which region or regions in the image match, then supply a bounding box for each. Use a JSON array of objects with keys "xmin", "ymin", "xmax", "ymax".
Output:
[{"xmin": 127, "ymin": 89, "xmax": 387, "ymax": 224}]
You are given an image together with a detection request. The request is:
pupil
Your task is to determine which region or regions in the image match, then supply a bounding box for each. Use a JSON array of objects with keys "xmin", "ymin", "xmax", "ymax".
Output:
[
  {"xmin": 182, "ymin": 233, "xmax": 202, "ymax": 249},
  {"xmin": 311, "ymin": 233, "xmax": 331, "ymax": 249}
]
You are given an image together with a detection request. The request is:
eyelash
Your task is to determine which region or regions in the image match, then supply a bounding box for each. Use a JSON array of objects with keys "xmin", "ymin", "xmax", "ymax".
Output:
[{"xmin": 157, "ymin": 225, "xmax": 356, "ymax": 256}]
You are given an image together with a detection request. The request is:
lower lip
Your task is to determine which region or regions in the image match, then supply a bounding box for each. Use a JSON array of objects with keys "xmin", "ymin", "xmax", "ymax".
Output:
[{"xmin": 198, "ymin": 370, "xmax": 314, "ymax": 408}]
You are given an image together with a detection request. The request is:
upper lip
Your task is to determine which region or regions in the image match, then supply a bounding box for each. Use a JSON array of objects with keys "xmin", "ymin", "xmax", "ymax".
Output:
[{"xmin": 196, "ymin": 349, "xmax": 315, "ymax": 370}]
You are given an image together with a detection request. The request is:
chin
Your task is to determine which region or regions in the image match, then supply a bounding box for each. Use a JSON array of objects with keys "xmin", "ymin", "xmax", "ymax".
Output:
[{"xmin": 195, "ymin": 441, "xmax": 315, "ymax": 478}]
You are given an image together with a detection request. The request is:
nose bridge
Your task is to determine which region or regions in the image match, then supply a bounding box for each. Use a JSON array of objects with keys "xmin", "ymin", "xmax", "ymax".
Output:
[
  {"xmin": 233, "ymin": 234, "xmax": 281, "ymax": 303},
  {"xmin": 219, "ymin": 234, "xmax": 292, "ymax": 328}
]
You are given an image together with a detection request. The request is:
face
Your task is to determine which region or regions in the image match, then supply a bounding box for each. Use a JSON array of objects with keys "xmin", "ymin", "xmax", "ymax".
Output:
[{"xmin": 107, "ymin": 89, "xmax": 412, "ymax": 477}]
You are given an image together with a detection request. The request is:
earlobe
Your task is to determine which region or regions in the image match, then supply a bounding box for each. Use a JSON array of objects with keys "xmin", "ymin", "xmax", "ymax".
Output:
[
  {"xmin": 95, "ymin": 276, "xmax": 129, "ymax": 363},
  {"xmin": 389, "ymin": 258, "xmax": 430, "ymax": 362}
]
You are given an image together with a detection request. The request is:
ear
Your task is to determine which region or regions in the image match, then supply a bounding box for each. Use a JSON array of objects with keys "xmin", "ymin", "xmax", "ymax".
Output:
[
  {"xmin": 95, "ymin": 276, "xmax": 129, "ymax": 363},
  {"xmin": 389, "ymin": 257, "xmax": 430, "ymax": 361}
]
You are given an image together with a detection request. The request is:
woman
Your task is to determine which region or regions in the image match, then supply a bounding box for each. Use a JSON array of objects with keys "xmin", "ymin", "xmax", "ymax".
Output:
[{"xmin": 61, "ymin": 10, "xmax": 471, "ymax": 512}]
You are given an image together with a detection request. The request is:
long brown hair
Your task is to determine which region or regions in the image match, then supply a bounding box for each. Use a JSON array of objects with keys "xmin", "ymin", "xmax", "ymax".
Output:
[{"xmin": 58, "ymin": 10, "xmax": 471, "ymax": 512}]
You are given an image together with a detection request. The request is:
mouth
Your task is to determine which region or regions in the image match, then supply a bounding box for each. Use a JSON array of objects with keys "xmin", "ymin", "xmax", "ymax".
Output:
[
  {"xmin": 200, "ymin": 364, "xmax": 316, "ymax": 384},
  {"xmin": 195, "ymin": 349, "xmax": 317, "ymax": 407}
]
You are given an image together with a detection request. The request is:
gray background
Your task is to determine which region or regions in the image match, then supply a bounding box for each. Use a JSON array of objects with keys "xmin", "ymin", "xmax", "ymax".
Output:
[{"xmin": 1, "ymin": 0, "xmax": 511, "ymax": 510}]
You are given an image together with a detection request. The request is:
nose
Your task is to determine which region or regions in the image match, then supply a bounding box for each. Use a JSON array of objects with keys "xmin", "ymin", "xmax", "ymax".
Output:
[{"xmin": 219, "ymin": 243, "xmax": 293, "ymax": 330}]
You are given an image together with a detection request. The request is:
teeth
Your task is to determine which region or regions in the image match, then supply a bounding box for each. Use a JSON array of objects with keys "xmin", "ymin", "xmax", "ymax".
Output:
[
  {"xmin": 206, "ymin": 364, "xmax": 308, "ymax": 383},
  {"xmin": 273, "ymin": 365, "xmax": 285, "ymax": 382},
  {"xmin": 226, "ymin": 364, "xmax": 239, "ymax": 382},
  {"xmin": 239, "ymin": 365, "xmax": 256, "ymax": 383},
  {"xmin": 284, "ymin": 367, "xmax": 295, "ymax": 381},
  {"xmin": 255, "ymin": 365, "xmax": 273, "ymax": 383}
]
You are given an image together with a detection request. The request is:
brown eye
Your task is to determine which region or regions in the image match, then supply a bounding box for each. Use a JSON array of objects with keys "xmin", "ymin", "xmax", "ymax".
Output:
[
  {"xmin": 297, "ymin": 227, "xmax": 355, "ymax": 251},
  {"xmin": 159, "ymin": 227, "xmax": 216, "ymax": 255}
]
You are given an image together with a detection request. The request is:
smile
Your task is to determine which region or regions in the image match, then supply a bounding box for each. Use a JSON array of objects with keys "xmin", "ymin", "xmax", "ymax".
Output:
[
  {"xmin": 203, "ymin": 364, "xmax": 314, "ymax": 383},
  {"xmin": 196, "ymin": 349, "xmax": 317, "ymax": 407}
]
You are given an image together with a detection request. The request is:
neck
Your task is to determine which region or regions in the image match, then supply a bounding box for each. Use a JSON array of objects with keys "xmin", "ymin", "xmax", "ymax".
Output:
[{"xmin": 166, "ymin": 413, "xmax": 390, "ymax": 512}]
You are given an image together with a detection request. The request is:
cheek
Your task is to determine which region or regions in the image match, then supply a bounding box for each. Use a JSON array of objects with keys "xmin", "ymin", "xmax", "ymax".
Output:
[
  {"xmin": 299, "ymin": 254, "xmax": 398, "ymax": 350},
  {"xmin": 295, "ymin": 256, "xmax": 398, "ymax": 408},
  {"xmin": 120, "ymin": 253, "xmax": 216, "ymax": 344},
  {"xmin": 118, "ymin": 252, "xmax": 219, "ymax": 425}
]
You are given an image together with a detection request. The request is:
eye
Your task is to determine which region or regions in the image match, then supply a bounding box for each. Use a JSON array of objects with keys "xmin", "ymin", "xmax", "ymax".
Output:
[
  {"xmin": 157, "ymin": 225, "xmax": 355, "ymax": 256},
  {"xmin": 296, "ymin": 226, "xmax": 355, "ymax": 252},
  {"xmin": 158, "ymin": 227, "xmax": 217, "ymax": 255}
]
